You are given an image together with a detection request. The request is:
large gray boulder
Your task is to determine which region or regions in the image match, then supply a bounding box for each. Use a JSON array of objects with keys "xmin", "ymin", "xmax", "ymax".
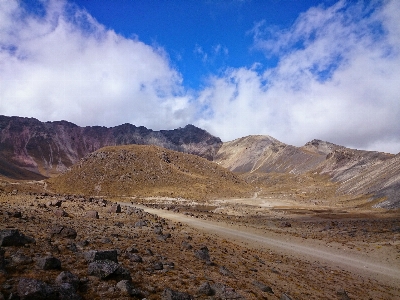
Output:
[
  {"xmin": 0, "ymin": 229, "xmax": 35, "ymax": 247},
  {"xmin": 17, "ymin": 278, "xmax": 56, "ymax": 299}
]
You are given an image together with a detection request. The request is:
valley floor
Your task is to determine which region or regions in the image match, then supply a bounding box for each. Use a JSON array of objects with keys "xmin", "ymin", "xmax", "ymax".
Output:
[{"xmin": 0, "ymin": 191, "xmax": 399, "ymax": 299}]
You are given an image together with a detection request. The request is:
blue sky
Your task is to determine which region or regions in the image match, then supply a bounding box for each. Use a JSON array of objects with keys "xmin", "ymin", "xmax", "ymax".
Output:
[
  {"xmin": 73, "ymin": 0, "xmax": 334, "ymax": 89},
  {"xmin": 1, "ymin": 0, "xmax": 400, "ymax": 153}
]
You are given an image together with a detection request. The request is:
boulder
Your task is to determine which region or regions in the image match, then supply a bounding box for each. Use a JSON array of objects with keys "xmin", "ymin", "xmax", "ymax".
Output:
[
  {"xmin": 36, "ymin": 256, "xmax": 61, "ymax": 270},
  {"xmin": 85, "ymin": 210, "xmax": 99, "ymax": 219},
  {"xmin": 197, "ymin": 282, "xmax": 214, "ymax": 296},
  {"xmin": 84, "ymin": 250, "xmax": 118, "ymax": 263},
  {"xmin": 107, "ymin": 204, "xmax": 121, "ymax": 213},
  {"xmin": 50, "ymin": 225, "xmax": 77, "ymax": 239},
  {"xmin": 87, "ymin": 260, "xmax": 131, "ymax": 281},
  {"xmin": 116, "ymin": 280, "xmax": 141, "ymax": 297},
  {"xmin": 17, "ymin": 278, "xmax": 56, "ymax": 300},
  {"xmin": 194, "ymin": 246, "xmax": 210, "ymax": 261},
  {"xmin": 54, "ymin": 209, "xmax": 69, "ymax": 217},
  {"xmin": 11, "ymin": 253, "xmax": 33, "ymax": 266},
  {"xmin": 0, "ymin": 229, "xmax": 35, "ymax": 247},
  {"xmin": 55, "ymin": 271, "xmax": 80, "ymax": 290}
]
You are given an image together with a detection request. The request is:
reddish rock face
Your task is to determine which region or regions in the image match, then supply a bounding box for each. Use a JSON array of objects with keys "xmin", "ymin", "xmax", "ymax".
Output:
[{"xmin": 0, "ymin": 115, "xmax": 222, "ymax": 179}]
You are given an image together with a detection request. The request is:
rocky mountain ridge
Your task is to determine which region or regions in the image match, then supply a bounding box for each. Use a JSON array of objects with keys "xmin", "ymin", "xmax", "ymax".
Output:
[
  {"xmin": 0, "ymin": 115, "xmax": 222, "ymax": 179},
  {"xmin": 215, "ymin": 136, "xmax": 399, "ymax": 208}
]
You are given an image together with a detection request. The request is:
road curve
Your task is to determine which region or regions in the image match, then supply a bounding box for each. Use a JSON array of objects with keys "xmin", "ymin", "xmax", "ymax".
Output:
[{"xmin": 119, "ymin": 202, "xmax": 400, "ymax": 287}]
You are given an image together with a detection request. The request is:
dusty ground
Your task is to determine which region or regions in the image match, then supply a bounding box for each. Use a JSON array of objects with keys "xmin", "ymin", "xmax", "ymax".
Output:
[{"xmin": 1, "ymin": 186, "xmax": 398, "ymax": 299}]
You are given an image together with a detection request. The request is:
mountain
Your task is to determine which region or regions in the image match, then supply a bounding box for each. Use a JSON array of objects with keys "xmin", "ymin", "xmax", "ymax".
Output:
[
  {"xmin": 215, "ymin": 136, "xmax": 399, "ymax": 208},
  {"xmin": 0, "ymin": 115, "xmax": 222, "ymax": 179},
  {"xmin": 47, "ymin": 144, "xmax": 253, "ymax": 200}
]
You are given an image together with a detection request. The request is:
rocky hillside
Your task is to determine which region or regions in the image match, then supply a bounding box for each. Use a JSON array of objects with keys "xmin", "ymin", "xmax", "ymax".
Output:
[
  {"xmin": 0, "ymin": 115, "xmax": 222, "ymax": 179},
  {"xmin": 215, "ymin": 136, "xmax": 399, "ymax": 208},
  {"xmin": 47, "ymin": 145, "xmax": 253, "ymax": 200}
]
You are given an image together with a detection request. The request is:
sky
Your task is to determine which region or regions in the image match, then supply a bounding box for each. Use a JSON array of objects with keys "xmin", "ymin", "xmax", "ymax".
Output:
[{"xmin": 1, "ymin": 0, "xmax": 399, "ymax": 154}]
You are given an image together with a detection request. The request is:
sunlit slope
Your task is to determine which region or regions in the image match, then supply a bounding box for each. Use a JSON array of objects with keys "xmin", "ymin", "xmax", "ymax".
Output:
[{"xmin": 47, "ymin": 145, "xmax": 253, "ymax": 200}]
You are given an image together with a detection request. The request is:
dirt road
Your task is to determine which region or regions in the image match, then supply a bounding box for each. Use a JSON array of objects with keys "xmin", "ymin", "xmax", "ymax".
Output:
[{"xmin": 119, "ymin": 202, "xmax": 400, "ymax": 288}]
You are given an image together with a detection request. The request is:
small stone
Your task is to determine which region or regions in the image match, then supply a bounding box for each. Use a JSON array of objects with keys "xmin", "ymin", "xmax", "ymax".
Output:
[
  {"xmin": 85, "ymin": 210, "xmax": 99, "ymax": 219},
  {"xmin": 253, "ymin": 281, "xmax": 273, "ymax": 293},
  {"xmin": 54, "ymin": 209, "xmax": 69, "ymax": 217},
  {"xmin": 153, "ymin": 261, "xmax": 163, "ymax": 270}
]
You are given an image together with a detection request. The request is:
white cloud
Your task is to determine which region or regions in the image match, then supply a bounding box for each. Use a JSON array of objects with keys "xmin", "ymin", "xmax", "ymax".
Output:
[
  {"xmin": 0, "ymin": 0, "xmax": 193, "ymax": 130},
  {"xmin": 197, "ymin": 0, "xmax": 400, "ymax": 154}
]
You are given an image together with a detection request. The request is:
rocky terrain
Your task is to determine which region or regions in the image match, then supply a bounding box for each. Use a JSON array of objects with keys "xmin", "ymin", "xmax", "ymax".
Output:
[
  {"xmin": 0, "ymin": 190, "xmax": 399, "ymax": 300},
  {"xmin": 0, "ymin": 115, "xmax": 400, "ymax": 299},
  {"xmin": 47, "ymin": 145, "xmax": 253, "ymax": 200},
  {"xmin": 0, "ymin": 115, "xmax": 222, "ymax": 179}
]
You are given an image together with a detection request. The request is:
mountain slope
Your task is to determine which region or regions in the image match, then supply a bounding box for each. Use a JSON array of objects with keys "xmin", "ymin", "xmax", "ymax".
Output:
[
  {"xmin": 215, "ymin": 136, "xmax": 399, "ymax": 208},
  {"xmin": 47, "ymin": 145, "xmax": 253, "ymax": 200},
  {"xmin": 0, "ymin": 115, "xmax": 222, "ymax": 179}
]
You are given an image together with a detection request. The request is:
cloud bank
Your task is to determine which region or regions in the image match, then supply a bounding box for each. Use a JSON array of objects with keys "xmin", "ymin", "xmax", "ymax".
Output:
[
  {"xmin": 1, "ymin": 1, "xmax": 399, "ymax": 153},
  {"xmin": 0, "ymin": 0, "xmax": 193, "ymax": 130},
  {"xmin": 197, "ymin": 0, "xmax": 400, "ymax": 153}
]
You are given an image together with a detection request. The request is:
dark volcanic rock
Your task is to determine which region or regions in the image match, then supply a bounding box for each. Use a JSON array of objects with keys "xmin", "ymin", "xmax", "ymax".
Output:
[
  {"xmin": 84, "ymin": 250, "xmax": 118, "ymax": 263},
  {"xmin": 194, "ymin": 246, "xmax": 210, "ymax": 261},
  {"xmin": 17, "ymin": 278, "xmax": 56, "ymax": 299},
  {"xmin": 36, "ymin": 256, "xmax": 61, "ymax": 270},
  {"xmin": 87, "ymin": 260, "xmax": 131, "ymax": 281},
  {"xmin": 0, "ymin": 229, "xmax": 35, "ymax": 247},
  {"xmin": 197, "ymin": 282, "xmax": 214, "ymax": 296},
  {"xmin": 0, "ymin": 248, "xmax": 5, "ymax": 271},
  {"xmin": 55, "ymin": 271, "xmax": 80, "ymax": 290}
]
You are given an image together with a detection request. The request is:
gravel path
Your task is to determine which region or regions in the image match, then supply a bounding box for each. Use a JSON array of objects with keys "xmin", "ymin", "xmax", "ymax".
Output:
[{"xmin": 119, "ymin": 202, "xmax": 400, "ymax": 288}]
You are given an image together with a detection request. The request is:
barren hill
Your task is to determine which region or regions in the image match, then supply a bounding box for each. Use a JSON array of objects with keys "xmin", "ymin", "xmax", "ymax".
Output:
[
  {"xmin": 0, "ymin": 115, "xmax": 222, "ymax": 179},
  {"xmin": 215, "ymin": 136, "xmax": 399, "ymax": 208},
  {"xmin": 47, "ymin": 145, "xmax": 253, "ymax": 200}
]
